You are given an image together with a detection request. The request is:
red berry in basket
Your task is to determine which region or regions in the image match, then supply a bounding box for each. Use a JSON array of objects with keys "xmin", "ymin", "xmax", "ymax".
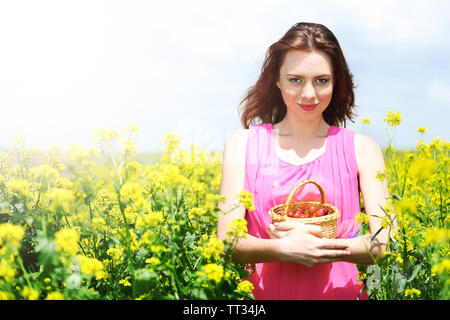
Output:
[
  {"xmin": 307, "ymin": 205, "xmax": 317, "ymax": 214},
  {"xmin": 315, "ymin": 208, "xmax": 326, "ymax": 217},
  {"xmin": 298, "ymin": 212, "xmax": 309, "ymax": 218},
  {"xmin": 287, "ymin": 210, "xmax": 296, "ymax": 217}
]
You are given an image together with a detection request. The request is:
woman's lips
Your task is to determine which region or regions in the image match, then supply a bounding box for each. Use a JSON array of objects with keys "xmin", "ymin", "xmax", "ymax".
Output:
[{"xmin": 298, "ymin": 103, "xmax": 318, "ymax": 111}]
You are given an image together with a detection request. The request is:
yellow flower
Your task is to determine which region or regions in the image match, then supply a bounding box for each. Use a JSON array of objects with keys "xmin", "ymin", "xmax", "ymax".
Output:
[
  {"xmin": 395, "ymin": 254, "xmax": 403, "ymax": 264},
  {"xmin": 91, "ymin": 128, "xmax": 119, "ymax": 148},
  {"xmin": 55, "ymin": 227, "xmax": 80, "ymax": 257},
  {"xmin": 203, "ymin": 263, "xmax": 224, "ymax": 283},
  {"xmin": 415, "ymin": 127, "xmax": 427, "ymax": 134},
  {"xmin": 30, "ymin": 165, "xmax": 59, "ymax": 181},
  {"xmin": 119, "ymin": 279, "xmax": 132, "ymax": 287},
  {"xmin": 0, "ymin": 223, "xmax": 25, "ymax": 249},
  {"xmin": 45, "ymin": 292, "xmax": 65, "ymax": 300},
  {"xmin": 0, "ymin": 290, "xmax": 12, "ymax": 300},
  {"xmin": 431, "ymin": 259, "xmax": 450, "ymax": 275},
  {"xmin": 236, "ymin": 280, "xmax": 254, "ymax": 293},
  {"xmin": 361, "ymin": 117, "xmax": 371, "ymax": 125},
  {"xmin": 91, "ymin": 217, "xmax": 107, "ymax": 233},
  {"xmin": 202, "ymin": 236, "xmax": 224, "ymax": 260},
  {"xmin": 375, "ymin": 169, "xmax": 387, "ymax": 182},
  {"xmin": 404, "ymin": 288, "xmax": 421, "ymax": 299},
  {"xmin": 0, "ymin": 259, "xmax": 16, "ymax": 281},
  {"xmin": 396, "ymin": 199, "xmax": 416, "ymax": 213},
  {"xmin": 106, "ymin": 246, "xmax": 124, "ymax": 266},
  {"xmin": 136, "ymin": 210, "xmax": 164, "ymax": 229},
  {"xmin": 236, "ymin": 190, "xmax": 255, "ymax": 211},
  {"xmin": 6, "ymin": 179, "xmax": 30, "ymax": 197},
  {"xmin": 76, "ymin": 255, "xmax": 107, "ymax": 280},
  {"xmin": 384, "ymin": 110, "xmax": 402, "ymax": 127},
  {"xmin": 44, "ymin": 145, "xmax": 65, "ymax": 171},
  {"xmin": 188, "ymin": 207, "xmax": 207, "ymax": 220},
  {"xmin": 145, "ymin": 257, "xmax": 161, "ymax": 265},
  {"xmin": 44, "ymin": 188, "xmax": 76, "ymax": 211},
  {"xmin": 226, "ymin": 218, "xmax": 248, "ymax": 239},
  {"xmin": 22, "ymin": 287, "xmax": 39, "ymax": 300},
  {"xmin": 355, "ymin": 212, "xmax": 370, "ymax": 224},
  {"xmin": 410, "ymin": 159, "xmax": 435, "ymax": 181},
  {"xmin": 120, "ymin": 181, "xmax": 149, "ymax": 202},
  {"xmin": 423, "ymin": 227, "xmax": 450, "ymax": 245}
]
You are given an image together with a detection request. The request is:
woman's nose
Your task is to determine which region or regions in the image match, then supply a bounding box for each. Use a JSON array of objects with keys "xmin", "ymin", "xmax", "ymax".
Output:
[{"xmin": 300, "ymin": 83, "xmax": 316, "ymax": 101}]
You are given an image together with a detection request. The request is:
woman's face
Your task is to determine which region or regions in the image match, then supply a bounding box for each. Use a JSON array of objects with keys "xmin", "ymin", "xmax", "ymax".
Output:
[{"xmin": 276, "ymin": 49, "xmax": 334, "ymax": 123}]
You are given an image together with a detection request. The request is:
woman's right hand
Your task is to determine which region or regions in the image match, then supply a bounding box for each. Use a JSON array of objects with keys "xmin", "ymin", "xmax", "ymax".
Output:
[{"xmin": 268, "ymin": 221, "xmax": 351, "ymax": 267}]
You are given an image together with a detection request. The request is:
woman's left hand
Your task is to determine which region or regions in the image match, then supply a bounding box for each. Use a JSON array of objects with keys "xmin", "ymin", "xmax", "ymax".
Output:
[{"xmin": 267, "ymin": 221, "xmax": 305, "ymax": 239}]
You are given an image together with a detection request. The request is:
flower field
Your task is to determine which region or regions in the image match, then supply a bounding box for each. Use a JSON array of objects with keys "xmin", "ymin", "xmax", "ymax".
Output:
[{"xmin": 0, "ymin": 113, "xmax": 448, "ymax": 300}]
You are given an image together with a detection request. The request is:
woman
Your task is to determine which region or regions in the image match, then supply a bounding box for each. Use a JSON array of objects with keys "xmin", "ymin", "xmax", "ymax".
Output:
[{"xmin": 217, "ymin": 22, "xmax": 395, "ymax": 299}]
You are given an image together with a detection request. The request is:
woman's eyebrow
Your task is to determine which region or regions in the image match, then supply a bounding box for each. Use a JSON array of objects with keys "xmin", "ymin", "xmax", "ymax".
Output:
[{"xmin": 286, "ymin": 73, "xmax": 333, "ymax": 78}]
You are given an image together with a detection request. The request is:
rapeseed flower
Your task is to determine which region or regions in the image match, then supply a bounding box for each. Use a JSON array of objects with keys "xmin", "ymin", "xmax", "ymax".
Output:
[
  {"xmin": 203, "ymin": 263, "xmax": 224, "ymax": 283},
  {"xmin": 423, "ymin": 227, "xmax": 450, "ymax": 245},
  {"xmin": 415, "ymin": 127, "xmax": 427, "ymax": 134},
  {"xmin": 355, "ymin": 212, "xmax": 370, "ymax": 224},
  {"xmin": 6, "ymin": 179, "xmax": 30, "ymax": 198},
  {"xmin": 384, "ymin": 110, "xmax": 402, "ymax": 127},
  {"xmin": 431, "ymin": 259, "xmax": 450, "ymax": 275},
  {"xmin": 236, "ymin": 190, "xmax": 255, "ymax": 211},
  {"xmin": 404, "ymin": 288, "xmax": 421, "ymax": 299},
  {"xmin": 0, "ymin": 223, "xmax": 25, "ymax": 250},
  {"xmin": 226, "ymin": 218, "xmax": 248, "ymax": 239},
  {"xmin": 375, "ymin": 169, "xmax": 387, "ymax": 182},
  {"xmin": 45, "ymin": 292, "xmax": 65, "ymax": 300},
  {"xmin": 76, "ymin": 255, "xmax": 107, "ymax": 280},
  {"xmin": 119, "ymin": 279, "xmax": 132, "ymax": 286},
  {"xmin": 361, "ymin": 118, "xmax": 371, "ymax": 125},
  {"xmin": 237, "ymin": 280, "xmax": 254, "ymax": 293},
  {"xmin": 55, "ymin": 227, "xmax": 80, "ymax": 258},
  {"xmin": 202, "ymin": 236, "xmax": 224, "ymax": 260},
  {"xmin": 145, "ymin": 257, "xmax": 161, "ymax": 265},
  {"xmin": 22, "ymin": 287, "xmax": 39, "ymax": 300},
  {"xmin": 0, "ymin": 259, "xmax": 16, "ymax": 281}
]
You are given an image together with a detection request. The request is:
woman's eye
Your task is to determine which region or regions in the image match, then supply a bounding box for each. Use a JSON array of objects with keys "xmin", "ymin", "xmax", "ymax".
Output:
[
  {"xmin": 288, "ymin": 78, "xmax": 301, "ymax": 84},
  {"xmin": 317, "ymin": 78, "xmax": 330, "ymax": 84}
]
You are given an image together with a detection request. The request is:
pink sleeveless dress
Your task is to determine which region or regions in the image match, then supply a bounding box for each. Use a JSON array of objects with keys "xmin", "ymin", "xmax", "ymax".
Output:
[{"xmin": 244, "ymin": 123, "xmax": 368, "ymax": 300}]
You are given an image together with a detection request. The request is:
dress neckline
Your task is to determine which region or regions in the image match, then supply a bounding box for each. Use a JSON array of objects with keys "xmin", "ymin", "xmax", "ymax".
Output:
[{"xmin": 270, "ymin": 123, "xmax": 334, "ymax": 167}]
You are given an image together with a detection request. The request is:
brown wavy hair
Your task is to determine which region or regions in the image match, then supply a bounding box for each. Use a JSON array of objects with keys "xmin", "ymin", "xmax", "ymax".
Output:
[{"xmin": 239, "ymin": 22, "xmax": 357, "ymax": 128}]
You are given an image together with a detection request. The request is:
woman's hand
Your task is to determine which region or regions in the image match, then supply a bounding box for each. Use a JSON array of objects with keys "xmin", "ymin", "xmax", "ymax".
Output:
[{"xmin": 267, "ymin": 221, "xmax": 351, "ymax": 267}]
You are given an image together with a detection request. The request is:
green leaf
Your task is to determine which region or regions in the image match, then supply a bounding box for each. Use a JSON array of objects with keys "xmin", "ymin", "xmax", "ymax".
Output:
[
  {"xmin": 392, "ymin": 194, "xmax": 402, "ymax": 201},
  {"xmin": 371, "ymin": 226, "xmax": 384, "ymax": 241},
  {"xmin": 408, "ymin": 264, "xmax": 422, "ymax": 282},
  {"xmin": 134, "ymin": 268, "xmax": 155, "ymax": 296}
]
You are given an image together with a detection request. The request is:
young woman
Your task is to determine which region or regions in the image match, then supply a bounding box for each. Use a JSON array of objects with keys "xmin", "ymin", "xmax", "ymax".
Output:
[{"xmin": 217, "ymin": 22, "xmax": 395, "ymax": 299}]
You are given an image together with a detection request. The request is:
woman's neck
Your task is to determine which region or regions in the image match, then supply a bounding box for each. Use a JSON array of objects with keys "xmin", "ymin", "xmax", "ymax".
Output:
[{"xmin": 274, "ymin": 115, "xmax": 330, "ymax": 139}]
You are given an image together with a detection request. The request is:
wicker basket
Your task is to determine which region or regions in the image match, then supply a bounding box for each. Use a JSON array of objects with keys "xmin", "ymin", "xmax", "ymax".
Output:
[{"xmin": 268, "ymin": 180, "xmax": 340, "ymax": 239}]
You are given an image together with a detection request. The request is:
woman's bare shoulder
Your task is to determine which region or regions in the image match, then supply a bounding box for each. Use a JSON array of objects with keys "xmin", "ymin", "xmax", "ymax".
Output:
[
  {"xmin": 354, "ymin": 132, "xmax": 382, "ymax": 155},
  {"xmin": 354, "ymin": 132, "xmax": 385, "ymax": 172},
  {"xmin": 223, "ymin": 129, "xmax": 249, "ymax": 166},
  {"xmin": 225, "ymin": 129, "xmax": 249, "ymax": 151}
]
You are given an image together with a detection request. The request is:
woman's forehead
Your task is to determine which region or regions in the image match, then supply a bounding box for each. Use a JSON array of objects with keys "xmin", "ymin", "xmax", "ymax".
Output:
[{"xmin": 280, "ymin": 50, "xmax": 333, "ymax": 76}]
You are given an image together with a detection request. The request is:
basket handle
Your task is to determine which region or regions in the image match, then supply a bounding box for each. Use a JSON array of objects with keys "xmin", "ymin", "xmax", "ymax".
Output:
[{"xmin": 282, "ymin": 180, "xmax": 327, "ymax": 217}]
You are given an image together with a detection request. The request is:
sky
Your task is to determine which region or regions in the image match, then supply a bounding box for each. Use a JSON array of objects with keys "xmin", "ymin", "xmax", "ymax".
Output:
[{"xmin": 0, "ymin": 0, "xmax": 449, "ymax": 153}]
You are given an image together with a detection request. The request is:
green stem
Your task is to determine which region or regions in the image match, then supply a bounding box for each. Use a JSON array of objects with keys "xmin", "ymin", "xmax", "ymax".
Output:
[{"xmin": 17, "ymin": 254, "xmax": 33, "ymax": 288}]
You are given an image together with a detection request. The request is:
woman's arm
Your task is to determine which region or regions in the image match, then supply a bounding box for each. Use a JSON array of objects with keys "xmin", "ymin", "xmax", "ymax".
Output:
[
  {"xmin": 217, "ymin": 129, "xmax": 351, "ymax": 266},
  {"xmin": 217, "ymin": 129, "xmax": 285, "ymax": 263},
  {"xmin": 340, "ymin": 133, "xmax": 397, "ymax": 265}
]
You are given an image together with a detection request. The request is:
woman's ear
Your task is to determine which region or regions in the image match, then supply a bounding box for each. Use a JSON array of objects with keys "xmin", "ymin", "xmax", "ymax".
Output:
[{"xmin": 276, "ymin": 79, "xmax": 281, "ymax": 89}]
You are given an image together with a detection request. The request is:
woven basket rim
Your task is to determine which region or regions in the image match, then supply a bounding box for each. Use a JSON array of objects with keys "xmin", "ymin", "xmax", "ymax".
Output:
[{"xmin": 269, "ymin": 202, "xmax": 340, "ymax": 223}]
